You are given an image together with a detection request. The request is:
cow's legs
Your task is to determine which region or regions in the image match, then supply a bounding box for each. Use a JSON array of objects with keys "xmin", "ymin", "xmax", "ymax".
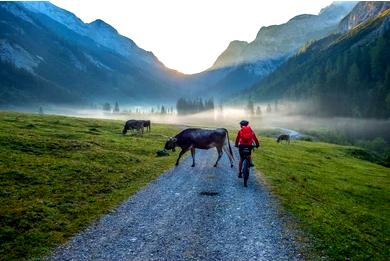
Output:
[
  {"xmin": 223, "ymin": 146, "xmax": 234, "ymax": 168},
  {"xmin": 175, "ymin": 148, "xmax": 189, "ymax": 166},
  {"xmin": 191, "ymin": 147, "xmax": 196, "ymax": 167},
  {"xmin": 214, "ymin": 147, "xmax": 223, "ymax": 167}
]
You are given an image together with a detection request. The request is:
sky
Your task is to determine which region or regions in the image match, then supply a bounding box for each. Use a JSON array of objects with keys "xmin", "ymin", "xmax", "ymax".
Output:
[{"xmin": 50, "ymin": 0, "xmax": 336, "ymax": 74}]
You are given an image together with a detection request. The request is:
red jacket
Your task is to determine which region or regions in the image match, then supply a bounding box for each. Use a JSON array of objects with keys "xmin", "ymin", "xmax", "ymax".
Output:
[{"xmin": 235, "ymin": 126, "xmax": 260, "ymax": 146}]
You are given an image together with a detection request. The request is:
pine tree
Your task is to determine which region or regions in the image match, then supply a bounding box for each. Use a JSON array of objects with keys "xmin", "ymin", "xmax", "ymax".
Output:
[
  {"xmin": 114, "ymin": 101, "xmax": 120, "ymax": 113},
  {"xmin": 161, "ymin": 105, "xmax": 166, "ymax": 114},
  {"xmin": 205, "ymin": 98, "xmax": 215, "ymax": 111},
  {"xmin": 246, "ymin": 99, "xmax": 254, "ymax": 116},
  {"xmin": 256, "ymin": 106, "xmax": 262, "ymax": 116},
  {"xmin": 384, "ymin": 67, "xmax": 390, "ymax": 112},
  {"xmin": 370, "ymin": 37, "xmax": 386, "ymax": 81},
  {"xmin": 103, "ymin": 102, "xmax": 111, "ymax": 112},
  {"xmin": 198, "ymin": 98, "xmax": 204, "ymax": 112},
  {"xmin": 347, "ymin": 63, "xmax": 360, "ymax": 90},
  {"xmin": 266, "ymin": 103, "xmax": 272, "ymax": 113}
]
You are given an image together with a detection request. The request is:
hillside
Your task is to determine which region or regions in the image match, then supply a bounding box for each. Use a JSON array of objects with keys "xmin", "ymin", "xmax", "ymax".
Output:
[
  {"xmin": 0, "ymin": 112, "xmax": 388, "ymax": 260},
  {"xmin": 253, "ymin": 135, "xmax": 389, "ymax": 260},
  {"xmin": 0, "ymin": 112, "xmax": 179, "ymax": 260},
  {"xmin": 0, "ymin": 2, "xmax": 184, "ymax": 108},
  {"xmin": 244, "ymin": 3, "xmax": 390, "ymax": 118},
  {"xmin": 339, "ymin": 1, "xmax": 390, "ymax": 32}
]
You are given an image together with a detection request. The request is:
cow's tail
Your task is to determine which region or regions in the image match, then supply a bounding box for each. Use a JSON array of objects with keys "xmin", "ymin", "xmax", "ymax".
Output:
[{"xmin": 224, "ymin": 128, "xmax": 234, "ymax": 160}]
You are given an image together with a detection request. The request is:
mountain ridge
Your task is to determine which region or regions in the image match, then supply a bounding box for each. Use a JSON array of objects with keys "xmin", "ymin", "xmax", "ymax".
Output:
[
  {"xmin": 338, "ymin": 1, "xmax": 390, "ymax": 32},
  {"xmin": 241, "ymin": 2, "xmax": 390, "ymax": 118},
  {"xmin": 0, "ymin": 1, "xmax": 186, "ymax": 108},
  {"xmin": 184, "ymin": 1, "xmax": 356, "ymax": 100},
  {"xmin": 211, "ymin": 1, "xmax": 357, "ymax": 70}
]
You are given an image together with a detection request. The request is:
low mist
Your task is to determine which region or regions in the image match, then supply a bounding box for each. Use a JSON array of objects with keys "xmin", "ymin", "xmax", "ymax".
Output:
[{"xmin": 34, "ymin": 101, "xmax": 390, "ymax": 144}]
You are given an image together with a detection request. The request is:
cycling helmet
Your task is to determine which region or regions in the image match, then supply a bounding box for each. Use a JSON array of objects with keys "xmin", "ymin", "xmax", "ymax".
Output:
[{"xmin": 240, "ymin": 120, "xmax": 249, "ymax": 126}]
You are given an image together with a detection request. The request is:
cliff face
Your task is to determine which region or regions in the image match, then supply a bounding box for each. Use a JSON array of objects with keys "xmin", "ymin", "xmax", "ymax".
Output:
[{"xmin": 338, "ymin": 1, "xmax": 390, "ymax": 33}]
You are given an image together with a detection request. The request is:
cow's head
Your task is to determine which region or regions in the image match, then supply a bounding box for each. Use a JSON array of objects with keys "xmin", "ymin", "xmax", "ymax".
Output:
[
  {"xmin": 164, "ymin": 137, "xmax": 177, "ymax": 151},
  {"xmin": 122, "ymin": 127, "xmax": 128, "ymax": 135}
]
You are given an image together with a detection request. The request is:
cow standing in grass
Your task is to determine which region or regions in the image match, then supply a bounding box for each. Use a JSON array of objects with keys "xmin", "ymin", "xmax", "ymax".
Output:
[
  {"xmin": 164, "ymin": 128, "xmax": 234, "ymax": 168},
  {"xmin": 122, "ymin": 120, "xmax": 144, "ymax": 134},
  {"xmin": 277, "ymin": 134, "xmax": 290, "ymax": 144},
  {"xmin": 143, "ymin": 120, "xmax": 151, "ymax": 132}
]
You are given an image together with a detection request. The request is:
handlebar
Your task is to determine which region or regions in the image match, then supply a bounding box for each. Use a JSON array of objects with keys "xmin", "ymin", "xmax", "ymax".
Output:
[{"xmin": 234, "ymin": 144, "xmax": 260, "ymax": 149}]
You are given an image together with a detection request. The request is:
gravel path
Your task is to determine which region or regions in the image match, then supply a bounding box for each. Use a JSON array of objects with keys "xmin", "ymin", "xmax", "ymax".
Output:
[{"xmin": 48, "ymin": 148, "xmax": 302, "ymax": 261}]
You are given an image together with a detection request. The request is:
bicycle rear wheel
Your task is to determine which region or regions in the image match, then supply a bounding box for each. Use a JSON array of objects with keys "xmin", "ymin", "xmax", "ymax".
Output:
[{"xmin": 242, "ymin": 159, "xmax": 250, "ymax": 187}]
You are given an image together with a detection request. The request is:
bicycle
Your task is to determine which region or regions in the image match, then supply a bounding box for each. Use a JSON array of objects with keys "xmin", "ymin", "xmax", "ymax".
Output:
[{"xmin": 240, "ymin": 145, "xmax": 257, "ymax": 187}]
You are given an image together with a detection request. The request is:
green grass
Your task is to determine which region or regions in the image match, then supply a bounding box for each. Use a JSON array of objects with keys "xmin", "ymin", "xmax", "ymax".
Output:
[
  {"xmin": 253, "ymin": 137, "xmax": 390, "ymax": 260},
  {"xmin": 0, "ymin": 112, "xmax": 179, "ymax": 260},
  {"xmin": 1, "ymin": 112, "xmax": 389, "ymax": 260}
]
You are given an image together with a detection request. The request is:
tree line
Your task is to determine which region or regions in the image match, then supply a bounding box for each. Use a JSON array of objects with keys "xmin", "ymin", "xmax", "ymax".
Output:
[
  {"xmin": 245, "ymin": 99, "xmax": 278, "ymax": 116},
  {"xmin": 176, "ymin": 97, "xmax": 215, "ymax": 115},
  {"xmin": 100, "ymin": 102, "xmax": 174, "ymax": 114}
]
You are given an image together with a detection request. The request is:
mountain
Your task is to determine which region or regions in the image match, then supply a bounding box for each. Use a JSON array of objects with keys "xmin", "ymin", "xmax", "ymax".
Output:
[
  {"xmin": 212, "ymin": 2, "xmax": 357, "ymax": 70},
  {"xmin": 243, "ymin": 2, "xmax": 390, "ymax": 118},
  {"xmin": 338, "ymin": 1, "xmax": 390, "ymax": 32},
  {"xmin": 0, "ymin": 2, "xmax": 183, "ymax": 108},
  {"xmin": 184, "ymin": 1, "xmax": 356, "ymax": 99},
  {"xmin": 19, "ymin": 2, "xmax": 157, "ymax": 65}
]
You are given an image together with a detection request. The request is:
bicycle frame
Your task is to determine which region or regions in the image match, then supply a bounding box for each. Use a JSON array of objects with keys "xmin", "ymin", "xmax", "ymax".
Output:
[{"xmin": 240, "ymin": 146, "xmax": 254, "ymax": 187}]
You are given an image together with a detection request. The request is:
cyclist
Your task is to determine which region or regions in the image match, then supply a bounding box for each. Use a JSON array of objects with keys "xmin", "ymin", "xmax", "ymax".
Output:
[{"xmin": 235, "ymin": 120, "xmax": 260, "ymax": 178}]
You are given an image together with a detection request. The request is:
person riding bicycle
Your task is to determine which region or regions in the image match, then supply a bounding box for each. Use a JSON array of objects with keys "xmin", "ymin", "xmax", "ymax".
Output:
[{"xmin": 235, "ymin": 120, "xmax": 260, "ymax": 178}]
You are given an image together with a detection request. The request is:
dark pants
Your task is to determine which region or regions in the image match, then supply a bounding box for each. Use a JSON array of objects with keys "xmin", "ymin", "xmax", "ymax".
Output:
[{"xmin": 238, "ymin": 145, "xmax": 253, "ymax": 175}]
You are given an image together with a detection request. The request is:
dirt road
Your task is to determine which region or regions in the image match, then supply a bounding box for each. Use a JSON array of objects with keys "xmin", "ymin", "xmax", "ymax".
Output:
[{"xmin": 49, "ymin": 148, "xmax": 302, "ymax": 261}]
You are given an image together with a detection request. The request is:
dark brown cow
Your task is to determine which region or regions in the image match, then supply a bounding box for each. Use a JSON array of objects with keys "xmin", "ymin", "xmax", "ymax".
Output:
[
  {"xmin": 164, "ymin": 128, "xmax": 234, "ymax": 168},
  {"xmin": 143, "ymin": 120, "xmax": 151, "ymax": 132},
  {"xmin": 277, "ymin": 134, "xmax": 290, "ymax": 144},
  {"xmin": 122, "ymin": 120, "xmax": 144, "ymax": 134}
]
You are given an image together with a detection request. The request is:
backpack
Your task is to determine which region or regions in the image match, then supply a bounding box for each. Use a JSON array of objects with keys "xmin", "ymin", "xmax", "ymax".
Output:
[{"xmin": 240, "ymin": 126, "xmax": 253, "ymax": 144}]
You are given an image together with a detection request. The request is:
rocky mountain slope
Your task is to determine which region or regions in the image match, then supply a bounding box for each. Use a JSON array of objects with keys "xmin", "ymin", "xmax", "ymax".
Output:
[
  {"xmin": 0, "ymin": 2, "xmax": 184, "ymax": 108},
  {"xmin": 338, "ymin": 1, "xmax": 390, "ymax": 32},
  {"xmin": 243, "ymin": 1, "xmax": 390, "ymax": 118}
]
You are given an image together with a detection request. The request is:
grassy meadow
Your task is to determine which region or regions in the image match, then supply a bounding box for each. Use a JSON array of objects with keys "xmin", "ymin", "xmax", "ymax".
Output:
[
  {"xmin": 0, "ymin": 111, "xmax": 389, "ymax": 260},
  {"xmin": 253, "ymin": 136, "xmax": 390, "ymax": 260},
  {"xmin": 0, "ymin": 112, "xmax": 179, "ymax": 260}
]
